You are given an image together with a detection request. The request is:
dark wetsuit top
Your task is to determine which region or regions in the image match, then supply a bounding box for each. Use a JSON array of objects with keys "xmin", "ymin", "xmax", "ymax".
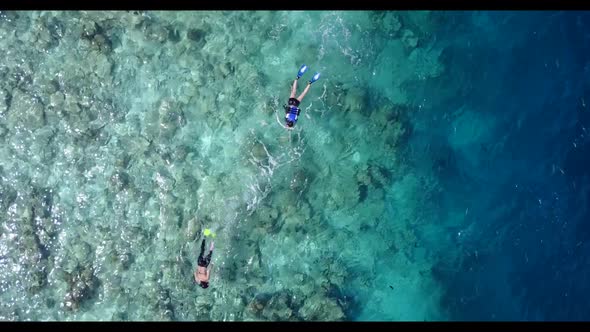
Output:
[{"xmin": 285, "ymin": 98, "xmax": 301, "ymax": 125}]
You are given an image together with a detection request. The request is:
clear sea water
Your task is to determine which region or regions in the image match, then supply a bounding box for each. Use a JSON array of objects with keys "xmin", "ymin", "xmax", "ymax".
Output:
[{"xmin": 0, "ymin": 10, "xmax": 589, "ymax": 321}]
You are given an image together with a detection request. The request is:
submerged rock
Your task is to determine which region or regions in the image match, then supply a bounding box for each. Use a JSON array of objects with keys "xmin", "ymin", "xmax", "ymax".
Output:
[
  {"xmin": 114, "ymin": 153, "xmax": 131, "ymax": 169},
  {"xmin": 0, "ymin": 182, "xmax": 18, "ymax": 212},
  {"xmin": 167, "ymin": 26, "xmax": 181, "ymax": 43},
  {"xmin": 62, "ymin": 265, "xmax": 99, "ymax": 311},
  {"xmin": 145, "ymin": 24, "xmax": 169, "ymax": 43},
  {"xmin": 45, "ymin": 16, "xmax": 65, "ymax": 42},
  {"xmin": 248, "ymin": 293, "xmax": 272, "ymax": 317},
  {"xmin": 49, "ymin": 91, "xmax": 65, "ymax": 109},
  {"xmin": 289, "ymin": 168, "xmax": 310, "ymax": 194},
  {"xmin": 8, "ymin": 90, "xmax": 45, "ymax": 129},
  {"xmin": 249, "ymin": 291, "xmax": 297, "ymax": 321},
  {"xmin": 355, "ymin": 165, "xmax": 371, "ymax": 186},
  {"xmin": 384, "ymin": 14, "xmax": 402, "ymax": 34},
  {"xmin": 187, "ymin": 28, "xmax": 207, "ymax": 43},
  {"xmin": 110, "ymin": 170, "xmax": 131, "ymax": 192},
  {"xmin": 368, "ymin": 162, "xmax": 393, "ymax": 188},
  {"xmin": 256, "ymin": 205, "xmax": 279, "ymax": 232},
  {"xmin": 171, "ymin": 145, "xmax": 190, "ymax": 162},
  {"xmin": 0, "ymin": 88, "xmax": 9, "ymax": 115},
  {"xmin": 219, "ymin": 61, "xmax": 234, "ymax": 78},
  {"xmin": 62, "ymin": 94, "xmax": 81, "ymax": 116},
  {"xmin": 27, "ymin": 268, "xmax": 48, "ymax": 294},
  {"xmin": 298, "ymin": 294, "xmax": 345, "ymax": 321},
  {"xmin": 81, "ymin": 21, "xmax": 98, "ymax": 39},
  {"xmin": 155, "ymin": 286, "xmax": 175, "ymax": 320},
  {"xmin": 154, "ymin": 168, "xmax": 176, "ymax": 192},
  {"xmin": 81, "ymin": 21, "xmax": 113, "ymax": 54},
  {"xmin": 72, "ymin": 241, "xmax": 92, "ymax": 265},
  {"xmin": 0, "ymin": 123, "xmax": 7, "ymax": 142},
  {"xmin": 157, "ymin": 99, "xmax": 186, "ymax": 140},
  {"xmin": 250, "ymin": 141, "xmax": 269, "ymax": 161},
  {"xmin": 195, "ymin": 294, "xmax": 213, "ymax": 312},
  {"xmin": 185, "ymin": 216, "xmax": 202, "ymax": 241},
  {"xmin": 30, "ymin": 186, "xmax": 54, "ymax": 219},
  {"xmin": 342, "ymin": 87, "xmax": 366, "ymax": 113},
  {"xmin": 401, "ymin": 29, "xmax": 418, "ymax": 50}
]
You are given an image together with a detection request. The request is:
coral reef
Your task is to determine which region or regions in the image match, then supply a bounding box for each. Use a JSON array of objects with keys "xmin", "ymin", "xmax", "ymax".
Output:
[{"xmin": 0, "ymin": 10, "xmax": 447, "ymax": 321}]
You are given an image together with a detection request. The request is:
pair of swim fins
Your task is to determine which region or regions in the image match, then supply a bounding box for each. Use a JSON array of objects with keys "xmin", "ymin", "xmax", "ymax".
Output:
[{"xmin": 297, "ymin": 64, "xmax": 321, "ymax": 84}]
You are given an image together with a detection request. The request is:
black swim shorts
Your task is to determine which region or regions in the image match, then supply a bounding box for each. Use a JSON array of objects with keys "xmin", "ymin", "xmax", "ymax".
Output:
[{"xmin": 288, "ymin": 98, "xmax": 301, "ymax": 107}]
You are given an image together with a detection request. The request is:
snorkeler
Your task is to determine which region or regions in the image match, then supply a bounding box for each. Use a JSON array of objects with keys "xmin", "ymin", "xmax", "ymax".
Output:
[
  {"xmin": 194, "ymin": 238, "xmax": 214, "ymax": 289},
  {"xmin": 284, "ymin": 64, "xmax": 321, "ymax": 128}
]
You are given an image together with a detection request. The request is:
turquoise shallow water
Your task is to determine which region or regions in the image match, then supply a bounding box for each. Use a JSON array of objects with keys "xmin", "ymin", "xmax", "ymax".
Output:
[
  {"xmin": 2, "ymin": 10, "xmax": 589, "ymax": 321},
  {"xmin": 1, "ymin": 10, "xmax": 441, "ymax": 320}
]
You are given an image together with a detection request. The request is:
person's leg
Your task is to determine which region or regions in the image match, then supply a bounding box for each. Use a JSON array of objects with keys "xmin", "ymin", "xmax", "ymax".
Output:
[
  {"xmin": 198, "ymin": 239, "xmax": 206, "ymax": 261},
  {"xmin": 290, "ymin": 79, "xmax": 298, "ymax": 99},
  {"xmin": 204, "ymin": 250, "xmax": 213, "ymax": 266},
  {"xmin": 297, "ymin": 82, "xmax": 312, "ymax": 102}
]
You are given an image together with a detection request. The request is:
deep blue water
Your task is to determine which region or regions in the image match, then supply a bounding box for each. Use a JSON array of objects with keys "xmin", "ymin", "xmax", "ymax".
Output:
[{"xmin": 408, "ymin": 11, "xmax": 590, "ymax": 320}]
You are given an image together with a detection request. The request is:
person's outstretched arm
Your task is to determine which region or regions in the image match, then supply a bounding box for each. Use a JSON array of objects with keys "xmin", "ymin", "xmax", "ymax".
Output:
[{"xmin": 297, "ymin": 82, "xmax": 312, "ymax": 102}]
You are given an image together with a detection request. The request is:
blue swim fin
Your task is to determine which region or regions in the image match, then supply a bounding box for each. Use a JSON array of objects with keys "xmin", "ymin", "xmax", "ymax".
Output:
[
  {"xmin": 297, "ymin": 64, "xmax": 308, "ymax": 79},
  {"xmin": 309, "ymin": 72, "xmax": 321, "ymax": 84}
]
